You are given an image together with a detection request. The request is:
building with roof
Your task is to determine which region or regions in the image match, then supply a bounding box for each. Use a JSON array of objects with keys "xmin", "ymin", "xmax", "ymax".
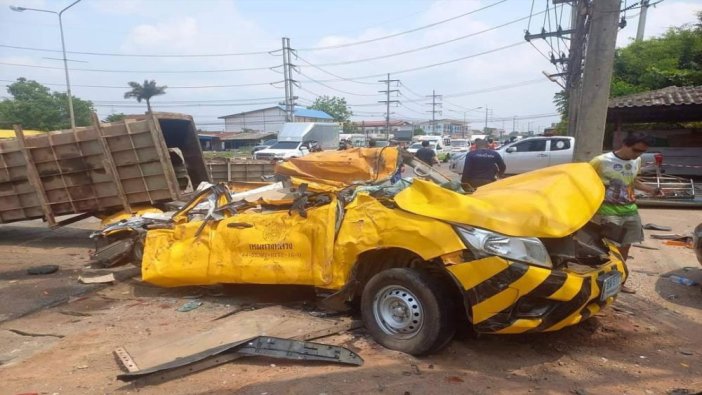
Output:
[
  {"xmin": 606, "ymin": 85, "xmax": 702, "ymax": 176},
  {"xmin": 417, "ymin": 119, "xmax": 469, "ymax": 136},
  {"xmin": 219, "ymin": 106, "xmax": 334, "ymax": 132},
  {"xmin": 198, "ymin": 131, "xmax": 277, "ymax": 151},
  {"xmin": 352, "ymin": 120, "xmax": 414, "ymax": 140}
]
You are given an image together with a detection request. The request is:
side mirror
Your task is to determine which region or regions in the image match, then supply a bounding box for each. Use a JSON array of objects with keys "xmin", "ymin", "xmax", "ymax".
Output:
[{"xmin": 506, "ymin": 147, "xmax": 516, "ymax": 153}]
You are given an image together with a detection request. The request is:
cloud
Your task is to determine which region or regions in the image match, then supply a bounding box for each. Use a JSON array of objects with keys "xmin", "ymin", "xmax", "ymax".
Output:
[
  {"xmin": 91, "ymin": 0, "xmax": 142, "ymax": 15},
  {"xmin": 123, "ymin": 17, "xmax": 200, "ymax": 50}
]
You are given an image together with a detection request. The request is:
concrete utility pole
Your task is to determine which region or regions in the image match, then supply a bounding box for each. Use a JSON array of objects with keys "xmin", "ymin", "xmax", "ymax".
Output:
[
  {"xmin": 378, "ymin": 73, "xmax": 400, "ymax": 140},
  {"xmin": 525, "ymin": 0, "xmax": 588, "ymax": 138},
  {"xmin": 566, "ymin": 0, "xmax": 589, "ymax": 137},
  {"xmin": 484, "ymin": 105, "xmax": 489, "ymax": 132},
  {"xmin": 636, "ymin": 0, "xmax": 650, "ymax": 41},
  {"xmin": 426, "ymin": 90, "xmax": 442, "ymax": 135},
  {"xmin": 281, "ymin": 37, "xmax": 298, "ymax": 122},
  {"xmin": 573, "ymin": 0, "xmax": 620, "ymax": 162}
]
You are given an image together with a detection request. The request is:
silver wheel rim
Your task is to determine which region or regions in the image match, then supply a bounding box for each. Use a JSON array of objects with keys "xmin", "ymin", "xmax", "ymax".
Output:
[{"xmin": 373, "ymin": 285, "xmax": 424, "ymax": 339}]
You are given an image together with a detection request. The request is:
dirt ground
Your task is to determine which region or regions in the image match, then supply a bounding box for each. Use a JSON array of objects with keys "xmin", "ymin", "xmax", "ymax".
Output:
[{"xmin": 0, "ymin": 207, "xmax": 700, "ymax": 395}]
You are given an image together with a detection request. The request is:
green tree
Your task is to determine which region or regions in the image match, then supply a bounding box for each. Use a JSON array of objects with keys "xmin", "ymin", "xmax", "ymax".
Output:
[
  {"xmin": 0, "ymin": 78, "xmax": 94, "ymax": 131},
  {"xmin": 124, "ymin": 80, "xmax": 167, "ymax": 112},
  {"xmin": 413, "ymin": 127, "xmax": 425, "ymax": 136},
  {"xmin": 611, "ymin": 15, "xmax": 702, "ymax": 96},
  {"xmin": 307, "ymin": 95, "xmax": 355, "ymax": 132},
  {"xmin": 104, "ymin": 113, "xmax": 127, "ymax": 123}
]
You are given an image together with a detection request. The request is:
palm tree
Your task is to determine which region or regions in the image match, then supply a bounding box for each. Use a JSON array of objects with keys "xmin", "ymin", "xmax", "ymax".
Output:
[{"xmin": 124, "ymin": 80, "xmax": 167, "ymax": 112}]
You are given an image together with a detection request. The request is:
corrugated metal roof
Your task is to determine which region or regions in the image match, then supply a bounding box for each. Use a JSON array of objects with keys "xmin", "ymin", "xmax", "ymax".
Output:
[
  {"xmin": 219, "ymin": 106, "xmax": 333, "ymax": 120},
  {"xmin": 609, "ymin": 86, "xmax": 702, "ymax": 108},
  {"xmin": 353, "ymin": 120, "xmax": 412, "ymax": 127},
  {"xmin": 198, "ymin": 131, "xmax": 276, "ymax": 141},
  {"xmin": 286, "ymin": 106, "xmax": 333, "ymax": 120}
]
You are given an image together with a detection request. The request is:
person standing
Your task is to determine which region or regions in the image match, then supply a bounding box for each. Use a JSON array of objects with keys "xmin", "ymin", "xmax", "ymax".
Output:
[
  {"xmin": 589, "ymin": 133, "xmax": 663, "ymax": 294},
  {"xmin": 461, "ymin": 138, "xmax": 506, "ymax": 189},
  {"xmin": 415, "ymin": 140, "xmax": 438, "ymax": 166}
]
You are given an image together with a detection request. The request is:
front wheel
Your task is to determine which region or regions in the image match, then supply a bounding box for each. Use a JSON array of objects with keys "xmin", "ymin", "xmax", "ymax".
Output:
[{"xmin": 361, "ymin": 268, "xmax": 455, "ymax": 355}]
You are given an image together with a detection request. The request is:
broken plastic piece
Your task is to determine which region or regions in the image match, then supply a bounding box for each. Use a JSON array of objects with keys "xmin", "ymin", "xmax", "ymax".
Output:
[
  {"xmin": 669, "ymin": 275, "xmax": 697, "ymax": 286},
  {"xmin": 176, "ymin": 300, "xmax": 203, "ymax": 312}
]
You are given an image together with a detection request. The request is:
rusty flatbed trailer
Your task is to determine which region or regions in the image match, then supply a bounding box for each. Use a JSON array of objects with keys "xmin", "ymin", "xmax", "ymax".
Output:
[{"xmin": 0, "ymin": 112, "xmax": 209, "ymax": 227}]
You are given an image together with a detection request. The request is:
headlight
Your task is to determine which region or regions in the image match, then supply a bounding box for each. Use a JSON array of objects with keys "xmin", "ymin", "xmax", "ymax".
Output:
[{"xmin": 455, "ymin": 226, "xmax": 552, "ymax": 268}]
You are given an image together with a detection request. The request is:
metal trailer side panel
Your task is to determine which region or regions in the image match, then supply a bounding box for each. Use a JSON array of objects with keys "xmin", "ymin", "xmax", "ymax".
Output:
[{"xmin": 0, "ymin": 113, "xmax": 209, "ymax": 226}]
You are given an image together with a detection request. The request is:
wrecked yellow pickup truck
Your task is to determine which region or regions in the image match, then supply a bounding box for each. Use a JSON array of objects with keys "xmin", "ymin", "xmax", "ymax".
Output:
[{"xmin": 93, "ymin": 147, "xmax": 626, "ymax": 355}]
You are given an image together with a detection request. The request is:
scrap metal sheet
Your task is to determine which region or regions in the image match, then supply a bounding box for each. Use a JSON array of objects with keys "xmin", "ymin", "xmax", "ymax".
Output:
[
  {"xmin": 275, "ymin": 147, "xmax": 400, "ymax": 189},
  {"xmin": 115, "ymin": 305, "xmax": 359, "ymax": 373}
]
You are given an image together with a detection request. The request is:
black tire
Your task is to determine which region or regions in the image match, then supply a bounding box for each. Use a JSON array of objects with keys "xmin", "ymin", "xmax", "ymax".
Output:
[{"xmin": 361, "ymin": 268, "xmax": 455, "ymax": 356}]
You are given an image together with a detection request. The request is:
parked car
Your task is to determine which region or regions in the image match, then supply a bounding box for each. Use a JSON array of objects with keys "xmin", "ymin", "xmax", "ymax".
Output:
[
  {"xmin": 450, "ymin": 136, "xmax": 658, "ymax": 175},
  {"xmin": 251, "ymin": 139, "xmax": 277, "ymax": 155},
  {"xmin": 95, "ymin": 148, "xmax": 626, "ymax": 356},
  {"xmin": 407, "ymin": 141, "xmax": 444, "ymax": 154},
  {"xmin": 448, "ymin": 138, "xmax": 471, "ymax": 153}
]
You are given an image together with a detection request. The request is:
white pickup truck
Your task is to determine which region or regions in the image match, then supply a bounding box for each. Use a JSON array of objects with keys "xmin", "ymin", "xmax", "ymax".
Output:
[{"xmin": 450, "ymin": 136, "xmax": 657, "ymax": 175}]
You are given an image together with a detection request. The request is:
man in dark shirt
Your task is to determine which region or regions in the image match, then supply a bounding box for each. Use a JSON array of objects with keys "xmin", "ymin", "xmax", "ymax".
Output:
[
  {"xmin": 415, "ymin": 141, "xmax": 438, "ymax": 166},
  {"xmin": 461, "ymin": 139, "xmax": 506, "ymax": 189}
]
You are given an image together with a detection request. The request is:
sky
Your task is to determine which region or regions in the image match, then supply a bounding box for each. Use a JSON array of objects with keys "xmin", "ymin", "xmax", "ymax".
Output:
[{"xmin": 1, "ymin": 0, "xmax": 700, "ymax": 132}]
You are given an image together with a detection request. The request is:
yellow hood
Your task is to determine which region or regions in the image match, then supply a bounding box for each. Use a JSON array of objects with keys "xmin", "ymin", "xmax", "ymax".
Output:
[
  {"xmin": 394, "ymin": 163, "xmax": 605, "ymax": 238},
  {"xmin": 275, "ymin": 147, "xmax": 399, "ymax": 189}
]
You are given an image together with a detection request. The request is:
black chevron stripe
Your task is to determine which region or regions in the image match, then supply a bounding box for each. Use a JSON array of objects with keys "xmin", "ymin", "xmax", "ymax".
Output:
[
  {"xmin": 529, "ymin": 277, "xmax": 592, "ymax": 333},
  {"xmin": 470, "ymin": 263, "xmax": 529, "ymax": 305},
  {"xmin": 471, "ymin": 271, "xmax": 568, "ymax": 333}
]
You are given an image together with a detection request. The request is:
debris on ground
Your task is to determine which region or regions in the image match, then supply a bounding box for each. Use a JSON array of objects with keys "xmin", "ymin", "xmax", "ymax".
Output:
[
  {"xmin": 643, "ymin": 223, "xmax": 672, "ymax": 231},
  {"xmin": 6, "ymin": 329, "xmax": 64, "ymax": 338},
  {"xmin": 633, "ymin": 244, "xmax": 660, "ymax": 250},
  {"xmin": 26, "ymin": 265, "xmax": 59, "ymax": 275},
  {"xmin": 78, "ymin": 273, "xmax": 115, "ymax": 284},
  {"xmin": 113, "ymin": 306, "xmax": 360, "ymax": 385},
  {"xmin": 176, "ymin": 300, "xmax": 203, "ymax": 312},
  {"xmin": 668, "ymin": 275, "xmax": 698, "ymax": 286},
  {"xmin": 650, "ymin": 234, "xmax": 691, "ymax": 241},
  {"xmin": 663, "ymin": 240, "xmax": 694, "ymax": 248}
]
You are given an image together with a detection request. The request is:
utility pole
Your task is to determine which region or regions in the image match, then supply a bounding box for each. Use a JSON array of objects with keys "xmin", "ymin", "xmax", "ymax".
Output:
[
  {"xmin": 636, "ymin": 0, "xmax": 650, "ymax": 41},
  {"xmin": 378, "ymin": 73, "xmax": 400, "ymax": 140},
  {"xmin": 483, "ymin": 105, "xmax": 489, "ymax": 133},
  {"xmin": 525, "ymin": 0, "xmax": 587, "ymax": 138},
  {"xmin": 512, "ymin": 116, "xmax": 516, "ymax": 135},
  {"xmin": 566, "ymin": 0, "xmax": 588, "ymax": 137},
  {"xmin": 281, "ymin": 37, "xmax": 298, "ymax": 122},
  {"xmin": 573, "ymin": 0, "xmax": 620, "ymax": 162},
  {"xmin": 426, "ymin": 90, "xmax": 442, "ymax": 135}
]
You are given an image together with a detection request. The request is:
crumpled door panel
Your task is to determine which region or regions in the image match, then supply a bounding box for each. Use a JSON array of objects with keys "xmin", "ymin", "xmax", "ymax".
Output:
[{"xmin": 142, "ymin": 197, "xmax": 338, "ymax": 287}]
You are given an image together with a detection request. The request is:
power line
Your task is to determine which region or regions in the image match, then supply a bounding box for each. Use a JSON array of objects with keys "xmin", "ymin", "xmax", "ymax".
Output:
[
  {"xmin": 93, "ymin": 101, "xmax": 280, "ymax": 108},
  {"xmin": 0, "ymin": 61, "xmax": 279, "ymax": 74},
  {"xmin": 297, "ymin": 0, "xmax": 508, "ymax": 51},
  {"xmin": 0, "ymin": 43, "xmax": 280, "ymax": 58},
  {"xmin": 93, "ymin": 97, "xmax": 283, "ymax": 104},
  {"xmin": 296, "ymin": 55, "xmax": 379, "ymax": 86},
  {"xmin": 297, "ymin": 70, "xmax": 383, "ymax": 97},
  {"xmin": 0, "ymin": 78, "xmax": 285, "ymax": 89},
  {"xmin": 309, "ymin": 11, "xmax": 547, "ymax": 67},
  {"xmin": 346, "ymin": 78, "xmax": 548, "ymax": 107}
]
